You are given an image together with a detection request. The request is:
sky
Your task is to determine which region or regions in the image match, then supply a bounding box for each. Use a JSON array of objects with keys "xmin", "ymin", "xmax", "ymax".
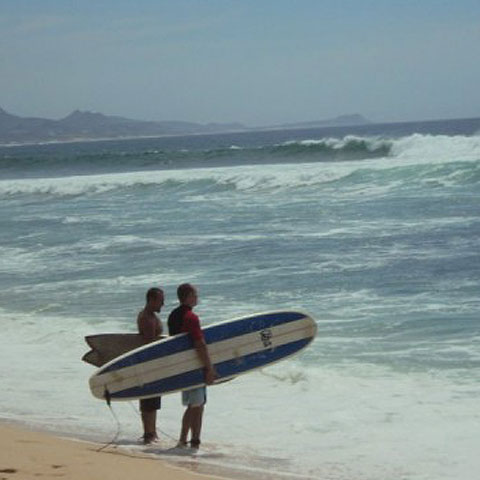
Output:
[{"xmin": 1, "ymin": 0, "xmax": 479, "ymax": 126}]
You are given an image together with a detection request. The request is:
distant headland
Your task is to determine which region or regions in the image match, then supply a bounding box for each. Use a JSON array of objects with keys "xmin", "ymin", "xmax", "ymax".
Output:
[{"xmin": 0, "ymin": 107, "xmax": 371, "ymax": 145}]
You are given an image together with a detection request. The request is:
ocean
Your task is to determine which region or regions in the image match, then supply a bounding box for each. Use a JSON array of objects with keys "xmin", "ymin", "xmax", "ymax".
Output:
[{"xmin": 0, "ymin": 118, "xmax": 479, "ymax": 479}]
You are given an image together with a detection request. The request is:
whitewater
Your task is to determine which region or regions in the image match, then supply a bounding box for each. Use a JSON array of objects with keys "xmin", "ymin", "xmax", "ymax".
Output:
[{"xmin": 1, "ymin": 119, "xmax": 479, "ymax": 480}]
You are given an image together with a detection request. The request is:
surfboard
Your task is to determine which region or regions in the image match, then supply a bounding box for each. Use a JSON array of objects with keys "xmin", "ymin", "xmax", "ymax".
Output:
[
  {"xmin": 82, "ymin": 334, "xmax": 166, "ymax": 367},
  {"xmin": 88, "ymin": 310, "xmax": 317, "ymax": 401}
]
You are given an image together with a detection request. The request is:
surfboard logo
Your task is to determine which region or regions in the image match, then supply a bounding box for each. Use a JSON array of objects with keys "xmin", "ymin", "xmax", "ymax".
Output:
[{"xmin": 260, "ymin": 329, "xmax": 273, "ymax": 348}]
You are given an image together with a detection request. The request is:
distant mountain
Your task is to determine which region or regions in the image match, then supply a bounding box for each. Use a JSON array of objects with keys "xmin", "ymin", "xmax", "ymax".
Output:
[
  {"xmin": 0, "ymin": 107, "xmax": 372, "ymax": 145},
  {"xmin": 260, "ymin": 114, "xmax": 372, "ymax": 131},
  {"xmin": 0, "ymin": 107, "xmax": 246, "ymax": 144}
]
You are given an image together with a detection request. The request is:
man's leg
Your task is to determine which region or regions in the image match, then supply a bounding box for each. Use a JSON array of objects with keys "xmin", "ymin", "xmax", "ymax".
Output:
[
  {"xmin": 140, "ymin": 397, "xmax": 160, "ymax": 444},
  {"xmin": 179, "ymin": 388, "xmax": 206, "ymax": 448},
  {"xmin": 179, "ymin": 406, "xmax": 193, "ymax": 445},
  {"xmin": 190, "ymin": 405, "xmax": 204, "ymax": 448},
  {"xmin": 141, "ymin": 410, "xmax": 157, "ymax": 443}
]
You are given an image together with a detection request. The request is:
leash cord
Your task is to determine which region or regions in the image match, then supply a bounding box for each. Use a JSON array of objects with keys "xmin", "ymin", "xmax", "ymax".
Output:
[
  {"xmin": 127, "ymin": 401, "xmax": 178, "ymax": 442},
  {"xmin": 96, "ymin": 402, "xmax": 122, "ymax": 452},
  {"xmin": 96, "ymin": 398, "xmax": 178, "ymax": 452}
]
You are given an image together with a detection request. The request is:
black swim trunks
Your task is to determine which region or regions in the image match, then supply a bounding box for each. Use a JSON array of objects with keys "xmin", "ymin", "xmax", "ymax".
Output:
[{"xmin": 139, "ymin": 397, "xmax": 161, "ymax": 412}]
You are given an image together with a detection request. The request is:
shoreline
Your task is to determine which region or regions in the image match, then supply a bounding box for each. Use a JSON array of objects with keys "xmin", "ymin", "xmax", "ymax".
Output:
[
  {"xmin": 0, "ymin": 421, "xmax": 233, "ymax": 480},
  {"xmin": 0, "ymin": 420, "xmax": 314, "ymax": 480}
]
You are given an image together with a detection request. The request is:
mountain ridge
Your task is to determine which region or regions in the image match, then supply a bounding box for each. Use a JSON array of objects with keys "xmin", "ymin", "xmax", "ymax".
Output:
[{"xmin": 0, "ymin": 107, "xmax": 371, "ymax": 144}]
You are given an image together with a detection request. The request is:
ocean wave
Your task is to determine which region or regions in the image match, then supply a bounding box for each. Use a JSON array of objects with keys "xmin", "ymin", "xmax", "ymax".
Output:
[
  {"xmin": 0, "ymin": 135, "xmax": 391, "ymax": 168},
  {"xmin": 1, "ymin": 132, "xmax": 478, "ymax": 173},
  {"xmin": 0, "ymin": 134, "xmax": 479, "ymax": 198},
  {"xmin": 277, "ymin": 135, "xmax": 393, "ymax": 157},
  {"xmin": 1, "ymin": 158, "xmax": 479, "ymax": 199}
]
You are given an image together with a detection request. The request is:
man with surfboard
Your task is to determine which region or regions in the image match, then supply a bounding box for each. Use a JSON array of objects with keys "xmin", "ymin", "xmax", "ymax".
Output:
[
  {"xmin": 137, "ymin": 287, "xmax": 164, "ymax": 444},
  {"xmin": 168, "ymin": 283, "xmax": 216, "ymax": 449}
]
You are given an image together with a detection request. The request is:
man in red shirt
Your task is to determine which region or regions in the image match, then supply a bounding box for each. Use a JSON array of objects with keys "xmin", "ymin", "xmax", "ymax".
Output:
[
  {"xmin": 168, "ymin": 283, "xmax": 216, "ymax": 449},
  {"xmin": 137, "ymin": 287, "xmax": 164, "ymax": 444}
]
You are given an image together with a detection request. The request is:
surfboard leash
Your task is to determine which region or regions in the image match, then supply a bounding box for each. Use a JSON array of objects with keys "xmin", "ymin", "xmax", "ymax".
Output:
[
  {"xmin": 96, "ymin": 389, "xmax": 178, "ymax": 451},
  {"xmin": 96, "ymin": 390, "xmax": 122, "ymax": 452},
  {"xmin": 126, "ymin": 401, "xmax": 178, "ymax": 443}
]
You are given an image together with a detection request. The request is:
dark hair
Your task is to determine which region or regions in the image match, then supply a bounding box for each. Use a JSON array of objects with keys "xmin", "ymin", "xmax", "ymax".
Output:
[
  {"xmin": 146, "ymin": 287, "xmax": 163, "ymax": 303},
  {"xmin": 177, "ymin": 283, "xmax": 195, "ymax": 303}
]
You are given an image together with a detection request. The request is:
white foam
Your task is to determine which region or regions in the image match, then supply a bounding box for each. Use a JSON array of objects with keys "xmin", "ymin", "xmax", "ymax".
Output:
[
  {"xmin": 0, "ymin": 162, "xmax": 345, "ymax": 197},
  {"xmin": 0, "ymin": 305, "xmax": 479, "ymax": 479},
  {"xmin": 205, "ymin": 361, "xmax": 480, "ymax": 479},
  {"xmin": 286, "ymin": 133, "xmax": 480, "ymax": 164},
  {"xmin": 292, "ymin": 134, "xmax": 393, "ymax": 153},
  {"xmin": 391, "ymin": 133, "xmax": 480, "ymax": 162}
]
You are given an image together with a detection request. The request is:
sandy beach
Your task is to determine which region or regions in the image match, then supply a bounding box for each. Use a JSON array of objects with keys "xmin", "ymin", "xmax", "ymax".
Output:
[{"xmin": 0, "ymin": 423, "xmax": 231, "ymax": 480}]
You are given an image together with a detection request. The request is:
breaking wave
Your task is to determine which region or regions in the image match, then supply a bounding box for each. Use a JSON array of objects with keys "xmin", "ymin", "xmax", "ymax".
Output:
[{"xmin": 1, "ymin": 133, "xmax": 479, "ymax": 198}]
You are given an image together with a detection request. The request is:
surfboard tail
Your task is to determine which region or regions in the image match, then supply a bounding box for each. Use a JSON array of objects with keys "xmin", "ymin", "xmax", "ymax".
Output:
[{"xmin": 82, "ymin": 334, "xmax": 155, "ymax": 367}]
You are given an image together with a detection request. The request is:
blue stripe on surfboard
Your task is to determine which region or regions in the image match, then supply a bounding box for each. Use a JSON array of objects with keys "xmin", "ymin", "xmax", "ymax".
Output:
[
  {"xmin": 100, "ymin": 311, "xmax": 307, "ymax": 375},
  {"xmin": 108, "ymin": 337, "xmax": 312, "ymax": 399}
]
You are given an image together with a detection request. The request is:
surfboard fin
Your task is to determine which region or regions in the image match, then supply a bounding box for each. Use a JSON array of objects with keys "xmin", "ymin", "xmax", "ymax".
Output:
[{"xmin": 82, "ymin": 336, "xmax": 107, "ymax": 367}]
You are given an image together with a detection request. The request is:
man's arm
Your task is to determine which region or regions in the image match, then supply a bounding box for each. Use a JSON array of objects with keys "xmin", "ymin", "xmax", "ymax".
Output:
[
  {"xmin": 194, "ymin": 339, "xmax": 217, "ymax": 385},
  {"xmin": 186, "ymin": 311, "xmax": 217, "ymax": 384}
]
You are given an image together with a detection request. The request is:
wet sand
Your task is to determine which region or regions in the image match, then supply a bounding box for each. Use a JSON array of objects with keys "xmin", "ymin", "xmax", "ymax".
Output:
[{"xmin": 0, "ymin": 423, "xmax": 230, "ymax": 480}]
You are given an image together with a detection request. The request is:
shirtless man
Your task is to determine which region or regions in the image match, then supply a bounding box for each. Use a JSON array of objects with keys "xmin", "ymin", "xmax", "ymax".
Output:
[{"xmin": 137, "ymin": 287, "xmax": 164, "ymax": 444}]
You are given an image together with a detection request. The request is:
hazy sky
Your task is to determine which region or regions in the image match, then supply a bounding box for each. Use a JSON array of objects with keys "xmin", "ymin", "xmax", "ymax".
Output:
[{"xmin": 1, "ymin": 0, "xmax": 479, "ymax": 126}]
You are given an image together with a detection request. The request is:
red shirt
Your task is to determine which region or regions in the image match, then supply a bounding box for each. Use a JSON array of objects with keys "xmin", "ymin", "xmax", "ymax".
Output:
[
  {"xmin": 182, "ymin": 308, "xmax": 204, "ymax": 342},
  {"xmin": 168, "ymin": 305, "xmax": 204, "ymax": 342}
]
